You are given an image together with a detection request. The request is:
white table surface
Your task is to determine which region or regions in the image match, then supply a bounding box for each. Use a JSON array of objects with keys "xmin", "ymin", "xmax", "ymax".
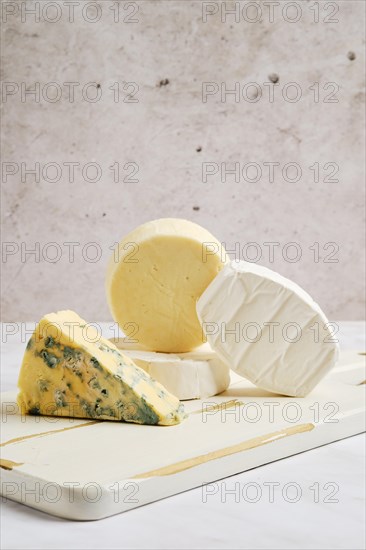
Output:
[{"xmin": 1, "ymin": 321, "xmax": 365, "ymax": 550}]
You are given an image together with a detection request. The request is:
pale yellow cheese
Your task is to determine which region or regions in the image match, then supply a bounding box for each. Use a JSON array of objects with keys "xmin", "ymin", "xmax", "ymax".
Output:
[
  {"xmin": 17, "ymin": 310, "xmax": 186, "ymax": 426},
  {"xmin": 106, "ymin": 219, "xmax": 228, "ymax": 352}
]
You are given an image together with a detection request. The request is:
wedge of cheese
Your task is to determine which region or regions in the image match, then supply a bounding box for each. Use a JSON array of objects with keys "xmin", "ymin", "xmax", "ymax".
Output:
[
  {"xmin": 111, "ymin": 338, "xmax": 230, "ymax": 400},
  {"xmin": 197, "ymin": 261, "xmax": 339, "ymax": 397},
  {"xmin": 106, "ymin": 218, "xmax": 228, "ymax": 352},
  {"xmin": 17, "ymin": 311, "xmax": 186, "ymax": 426}
]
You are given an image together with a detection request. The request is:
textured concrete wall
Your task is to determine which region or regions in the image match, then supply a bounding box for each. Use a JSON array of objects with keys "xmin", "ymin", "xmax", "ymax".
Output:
[{"xmin": 1, "ymin": 0, "xmax": 365, "ymax": 321}]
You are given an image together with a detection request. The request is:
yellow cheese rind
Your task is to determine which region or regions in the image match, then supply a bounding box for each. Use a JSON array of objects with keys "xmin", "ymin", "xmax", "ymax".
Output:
[
  {"xmin": 106, "ymin": 218, "xmax": 228, "ymax": 352},
  {"xmin": 17, "ymin": 311, "xmax": 186, "ymax": 426}
]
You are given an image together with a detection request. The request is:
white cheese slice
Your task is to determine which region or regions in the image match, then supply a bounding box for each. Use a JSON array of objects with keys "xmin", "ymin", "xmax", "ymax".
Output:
[
  {"xmin": 110, "ymin": 338, "xmax": 230, "ymax": 400},
  {"xmin": 106, "ymin": 218, "xmax": 228, "ymax": 352},
  {"xmin": 196, "ymin": 261, "xmax": 339, "ymax": 397}
]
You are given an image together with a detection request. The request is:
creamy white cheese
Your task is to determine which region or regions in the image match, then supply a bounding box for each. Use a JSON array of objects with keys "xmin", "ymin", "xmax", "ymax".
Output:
[
  {"xmin": 111, "ymin": 338, "xmax": 230, "ymax": 400},
  {"xmin": 197, "ymin": 261, "xmax": 339, "ymax": 397}
]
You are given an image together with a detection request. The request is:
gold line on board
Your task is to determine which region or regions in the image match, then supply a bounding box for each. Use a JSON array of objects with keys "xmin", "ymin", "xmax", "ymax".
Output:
[
  {"xmin": 133, "ymin": 423, "xmax": 315, "ymax": 479},
  {"xmin": 0, "ymin": 420, "xmax": 100, "ymax": 448},
  {"xmin": 0, "ymin": 459, "xmax": 24, "ymax": 470},
  {"xmin": 190, "ymin": 399, "xmax": 244, "ymax": 415}
]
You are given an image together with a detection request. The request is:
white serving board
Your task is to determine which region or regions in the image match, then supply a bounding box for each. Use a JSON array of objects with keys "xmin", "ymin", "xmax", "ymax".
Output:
[{"xmin": 1, "ymin": 350, "xmax": 365, "ymax": 521}]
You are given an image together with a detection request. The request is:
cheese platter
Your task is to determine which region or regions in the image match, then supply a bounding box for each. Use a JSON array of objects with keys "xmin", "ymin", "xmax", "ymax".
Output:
[
  {"xmin": 1, "ymin": 219, "xmax": 364, "ymax": 521},
  {"xmin": 1, "ymin": 349, "xmax": 364, "ymax": 520}
]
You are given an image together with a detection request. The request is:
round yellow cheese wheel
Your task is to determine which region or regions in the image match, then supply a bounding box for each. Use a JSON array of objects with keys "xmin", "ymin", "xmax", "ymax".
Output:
[{"xmin": 106, "ymin": 218, "xmax": 228, "ymax": 352}]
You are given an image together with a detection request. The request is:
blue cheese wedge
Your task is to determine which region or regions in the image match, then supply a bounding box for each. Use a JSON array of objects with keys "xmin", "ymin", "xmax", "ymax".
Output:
[{"xmin": 17, "ymin": 311, "xmax": 186, "ymax": 426}]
